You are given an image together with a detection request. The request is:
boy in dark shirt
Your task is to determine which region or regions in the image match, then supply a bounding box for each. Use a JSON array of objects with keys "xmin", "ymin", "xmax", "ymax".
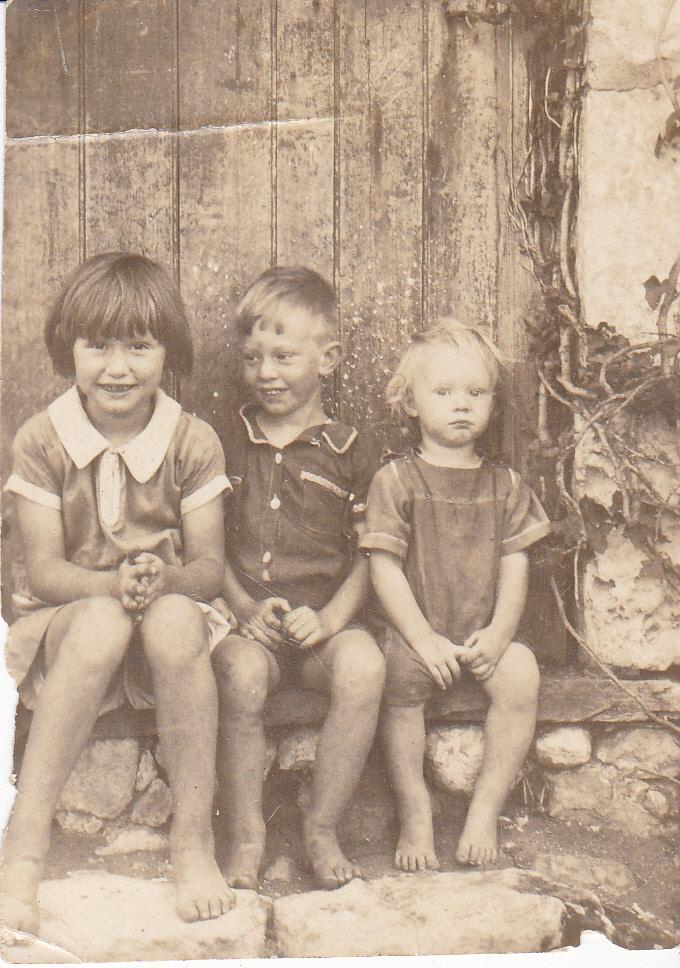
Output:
[{"xmin": 213, "ymin": 267, "xmax": 385, "ymax": 890}]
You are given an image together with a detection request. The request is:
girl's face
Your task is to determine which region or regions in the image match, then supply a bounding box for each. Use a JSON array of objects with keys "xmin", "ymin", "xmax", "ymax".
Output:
[
  {"xmin": 73, "ymin": 331, "xmax": 166, "ymax": 429},
  {"xmin": 406, "ymin": 343, "xmax": 495, "ymax": 456}
]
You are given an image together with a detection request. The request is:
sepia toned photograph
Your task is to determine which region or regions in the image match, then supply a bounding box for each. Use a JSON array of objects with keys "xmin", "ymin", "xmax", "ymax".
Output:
[{"xmin": 0, "ymin": 0, "xmax": 679, "ymax": 962}]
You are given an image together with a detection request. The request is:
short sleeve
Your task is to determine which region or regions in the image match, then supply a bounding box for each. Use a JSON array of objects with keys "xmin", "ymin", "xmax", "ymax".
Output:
[
  {"xmin": 502, "ymin": 470, "xmax": 551, "ymax": 556},
  {"xmin": 347, "ymin": 434, "xmax": 381, "ymax": 529},
  {"xmin": 5, "ymin": 415, "xmax": 63, "ymax": 510},
  {"xmin": 359, "ymin": 461, "xmax": 412, "ymax": 559},
  {"xmin": 178, "ymin": 416, "xmax": 232, "ymax": 516}
]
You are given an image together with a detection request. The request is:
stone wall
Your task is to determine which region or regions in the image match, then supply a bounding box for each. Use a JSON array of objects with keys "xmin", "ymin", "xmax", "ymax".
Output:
[
  {"xmin": 56, "ymin": 719, "xmax": 680, "ymax": 849},
  {"xmin": 576, "ymin": 0, "xmax": 680, "ymax": 672}
]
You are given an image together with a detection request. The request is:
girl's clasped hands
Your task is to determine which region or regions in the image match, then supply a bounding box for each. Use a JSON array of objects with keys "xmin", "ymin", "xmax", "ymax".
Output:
[{"xmin": 118, "ymin": 551, "xmax": 167, "ymax": 617}]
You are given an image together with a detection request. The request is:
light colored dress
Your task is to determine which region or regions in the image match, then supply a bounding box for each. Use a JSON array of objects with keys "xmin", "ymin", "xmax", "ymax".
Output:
[{"xmin": 5, "ymin": 386, "xmax": 232, "ymax": 712}]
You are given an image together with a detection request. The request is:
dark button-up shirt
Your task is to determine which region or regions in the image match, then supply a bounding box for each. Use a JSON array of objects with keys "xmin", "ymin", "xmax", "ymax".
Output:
[{"xmin": 223, "ymin": 406, "xmax": 375, "ymax": 610}]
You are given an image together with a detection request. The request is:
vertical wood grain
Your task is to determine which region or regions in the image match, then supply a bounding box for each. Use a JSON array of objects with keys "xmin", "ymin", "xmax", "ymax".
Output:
[
  {"xmin": 83, "ymin": 0, "xmax": 177, "ymax": 133},
  {"xmin": 274, "ymin": 0, "xmax": 334, "ymax": 278},
  {"xmin": 6, "ymin": 0, "xmax": 80, "ymax": 139},
  {"xmin": 336, "ymin": 0, "xmax": 424, "ymax": 452},
  {"xmin": 425, "ymin": 10, "xmax": 498, "ymax": 331}
]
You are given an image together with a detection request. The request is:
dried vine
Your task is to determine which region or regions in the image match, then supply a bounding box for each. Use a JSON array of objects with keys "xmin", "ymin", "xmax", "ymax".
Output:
[{"xmin": 502, "ymin": 1, "xmax": 680, "ymax": 720}]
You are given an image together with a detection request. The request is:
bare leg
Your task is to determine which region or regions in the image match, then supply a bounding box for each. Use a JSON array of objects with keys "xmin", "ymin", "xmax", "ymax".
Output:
[
  {"xmin": 212, "ymin": 635, "xmax": 279, "ymax": 889},
  {"xmin": 1, "ymin": 598, "xmax": 132, "ymax": 938},
  {"xmin": 381, "ymin": 703, "xmax": 439, "ymax": 872},
  {"xmin": 141, "ymin": 595, "xmax": 233, "ymax": 920},
  {"xmin": 300, "ymin": 629, "xmax": 385, "ymax": 889},
  {"xmin": 456, "ymin": 643, "xmax": 539, "ymax": 866}
]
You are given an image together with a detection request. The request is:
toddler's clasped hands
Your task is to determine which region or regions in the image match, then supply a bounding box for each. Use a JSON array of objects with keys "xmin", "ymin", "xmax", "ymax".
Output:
[{"xmin": 118, "ymin": 551, "xmax": 167, "ymax": 618}]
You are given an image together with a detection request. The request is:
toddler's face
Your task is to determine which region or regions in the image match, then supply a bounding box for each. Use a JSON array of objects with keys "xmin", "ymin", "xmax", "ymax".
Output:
[
  {"xmin": 407, "ymin": 344, "xmax": 495, "ymax": 452},
  {"xmin": 73, "ymin": 330, "xmax": 166, "ymax": 426},
  {"xmin": 240, "ymin": 313, "xmax": 338, "ymax": 419}
]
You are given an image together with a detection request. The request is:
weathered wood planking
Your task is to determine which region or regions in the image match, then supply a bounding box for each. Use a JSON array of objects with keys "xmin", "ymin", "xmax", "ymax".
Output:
[
  {"xmin": 1, "ymin": 142, "xmax": 80, "ymax": 619},
  {"xmin": 336, "ymin": 0, "xmax": 424, "ymax": 453},
  {"xmin": 6, "ymin": 0, "xmax": 81, "ymax": 139},
  {"xmin": 177, "ymin": 0, "xmax": 271, "ymax": 130},
  {"xmin": 83, "ymin": 0, "xmax": 178, "ymax": 134},
  {"xmin": 425, "ymin": 13, "xmax": 498, "ymax": 331},
  {"xmin": 177, "ymin": 0, "xmax": 273, "ymax": 425},
  {"xmin": 178, "ymin": 129, "xmax": 272, "ymax": 426},
  {"xmin": 1, "ymin": 144, "xmax": 80, "ymax": 472},
  {"xmin": 85, "ymin": 134, "xmax": 176, "ymax": 264},
  {"xmin": 274, "ymin": 0, "xmax": 334, "ymax": 278}
]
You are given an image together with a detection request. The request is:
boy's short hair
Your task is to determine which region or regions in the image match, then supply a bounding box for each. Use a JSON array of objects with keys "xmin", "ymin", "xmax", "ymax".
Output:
[
  {"xmin": 235, "ymin": 266, "xmax": 337, "ymax": 341},
  {"xmin": 45, "ymin": 252, "xmax": 193, "ymax": 377},
  {"xmin": 387, "ymin": 317, "xmax": 509, "ymax": 419}
]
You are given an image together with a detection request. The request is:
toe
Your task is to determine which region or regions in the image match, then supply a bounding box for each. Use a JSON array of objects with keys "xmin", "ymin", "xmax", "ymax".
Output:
[{"xmin": 177, "ymin": 900, "xmax": 200, "ymax": 922}]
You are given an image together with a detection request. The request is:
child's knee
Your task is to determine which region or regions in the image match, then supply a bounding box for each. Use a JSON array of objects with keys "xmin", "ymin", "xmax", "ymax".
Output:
[
  {"xmin": 212, "ymin": 637, "xmax": 272, "ymax": 712},
  {"xmin": 492, "ymin": 642, "xmax": 539, "ymax": 708},
  {"xmin": 140, "ymin": 594, "xmax": 208, "ymax": 667},
  {"xmin": 331, "ymin": 632, "xmax": 385, "ymax": 700},
  {"xmin": 57, "ymin": 596, "xmax": 132, "ymax": 670}
]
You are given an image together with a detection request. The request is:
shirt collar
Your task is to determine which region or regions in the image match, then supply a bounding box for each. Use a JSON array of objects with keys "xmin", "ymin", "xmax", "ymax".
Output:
[
  {"xmin": 239, "ymin": 404, "xmax": 357, "ymax": 454},
  {"xmin": 48, "ymin": 386, "xmax": 182, "ymax": 483}
]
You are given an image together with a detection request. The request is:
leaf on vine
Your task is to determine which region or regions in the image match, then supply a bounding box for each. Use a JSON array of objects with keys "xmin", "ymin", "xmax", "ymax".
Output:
[
  {"xmin": 654, "ymin": 110, "xmax": 680, "ymax": 159},
  {"xmin": 643, "ymin": 275, "xmax": 676, "ymax": 311}
]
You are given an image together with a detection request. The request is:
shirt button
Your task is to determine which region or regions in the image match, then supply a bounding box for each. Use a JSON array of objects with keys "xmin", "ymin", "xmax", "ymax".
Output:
[
  {"xmin": 262, "ymin": 551, "xmax": 272, "ymax": 564},
  {"xmin": 275, "ymin": 452, "xmax": 282, "ymax": 464},
  {"xmin": 262, "ymin": 569, "xmax": 271, "ymax": 582},
  {"xmin": 270, "ymin": 495, "xmax": 281, "ymax": 510}
]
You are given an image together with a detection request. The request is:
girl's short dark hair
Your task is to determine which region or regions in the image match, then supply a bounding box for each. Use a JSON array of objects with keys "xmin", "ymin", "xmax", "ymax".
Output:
[{"xmin": 45, "ymin": 252, "xmax": 193, "ymax": 377}]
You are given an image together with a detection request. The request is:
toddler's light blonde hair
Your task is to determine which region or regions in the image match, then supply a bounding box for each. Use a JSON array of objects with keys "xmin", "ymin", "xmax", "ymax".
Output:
[{"xmin": 386, "ymin": 317, "xmax": 509, "ymax": 419}]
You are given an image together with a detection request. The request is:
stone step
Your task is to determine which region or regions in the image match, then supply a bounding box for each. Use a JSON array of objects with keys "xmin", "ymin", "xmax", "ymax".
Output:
[{"xmin": 69, "ymin": 671, "xmax": 680, "ymax": 742}]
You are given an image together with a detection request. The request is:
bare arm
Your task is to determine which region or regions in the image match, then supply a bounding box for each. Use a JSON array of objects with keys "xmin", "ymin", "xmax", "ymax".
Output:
[
  {"xmin": 489, "ymin": 551, "xmax": 529, "ymax": 641},
  {"xmin": 155, "ymin": 494, "xmax": 226, "ymax": 602},
  {"xmin": 16, "ymin": 497, "xmax": 120, "ymax": 604},
  {"xmin": 369, "ymin": 549, "xmax": 464, "ymax": 689},
  {"xmin": 464, "ymin": 551, "xmax": 529, "ymax": 680}
]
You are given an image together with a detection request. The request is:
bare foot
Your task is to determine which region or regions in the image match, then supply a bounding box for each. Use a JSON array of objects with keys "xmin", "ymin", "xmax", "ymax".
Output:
[
  {"xmin": 394, "ymin": 790, "xmax": 439, "ymax": 872},
  {"xmin": 303, "ymin": 818, "xmax": 361, "ymax": 890},
  {"xmin": 172, "ymin": 846, "xmax": 235, "ymax": 921},
  {"xmin": 455, "ymin": 805, "xmax": 499, "ymax": 866},
  {"xmin": 222, "ymin": 828, "xmax": 265, "ymax": 890},
  {"xmin": 0, "ymin": 858, "xmax": 41, "ymax": 943}
]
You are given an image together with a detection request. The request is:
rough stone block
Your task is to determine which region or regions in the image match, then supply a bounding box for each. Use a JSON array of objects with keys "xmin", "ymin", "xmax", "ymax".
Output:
[
  {"xmin": 425, "ymin": 725, "xmax": 485, "ymax": 796},
  {"xmin": 273, "ymin": 870, "xmax": 566, "ymax": 957},
  {"xmin": 11, "ymin": 872, "xmax": 270, "ymax": 962},
  {"xmin": 134, "ymin": 748, "xmax": 158, "ymax": 792},
  {"xmin": 535, "ymin": 726, "xmax": 592, "ymax": 768},
  {"xmin": 587, "ymin": 0, "xmax": 680, "ymax": 90},
  {"xmin": 582, "ymin": 528, "xmax": 680, "ymax": 671},
  {"xmin": 595, "ymin": 726, "xmax": 680, "ymax": 776},
  {"xmin": 55, "ymin": 811, "xmax": 104, "ymax": 836},
  {"xmin": 58, "ymin": 739, "xmax": 139, "ymax": 819},
  {"xmin": 577, "ymin": 87, "xmax": 680, "ymax": 342},
  {"xmin": 547, "ymin": 762, "xmax": 677, "ymax": 837},
  {"xmin": 130, "ymin": 777, "xmax": 173, "ymax": 827},
  {"xmin": 96, "ymin": 824, "xmax": 170, "ymax": 856},
  {"xmin": 277, "ymin": 727, "xmax": 320, "ymax": 771},
  {"xmin": 533, "ymin": 851, "xmax": 636, "ymax": 899}
]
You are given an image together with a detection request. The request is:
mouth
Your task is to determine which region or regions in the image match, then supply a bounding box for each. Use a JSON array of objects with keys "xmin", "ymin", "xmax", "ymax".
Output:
[
  {"xmin": 258, "ymin": 387, "xmax": 287, "ymax": 398},
  {"xmin": 449, "ymin": 420, "xmax": 472, "ymax": 428},
  {"xmin": 98, "ymin": 384, "xmax": 137, "ymax": 395}
]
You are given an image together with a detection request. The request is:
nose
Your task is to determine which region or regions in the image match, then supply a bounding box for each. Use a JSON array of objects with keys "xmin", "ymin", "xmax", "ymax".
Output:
[
  {"xmin": 105, "ymin": 342, "xmax": 131, "ymax": 377},
  {"xmin": 452, "ymin": 394, "xmax": 471, "ymax": 412},
  {"xmin": 257, "ymin": 354, "xmax": 278, "ymax": 382}
]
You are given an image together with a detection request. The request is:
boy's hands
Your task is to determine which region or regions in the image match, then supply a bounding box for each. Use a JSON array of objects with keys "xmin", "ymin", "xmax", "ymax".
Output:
[
  {"xmin": 412, "ymin": 632, "xmax": 466, "ymax": 690},
  {"xmin": 463, "ymin": 626, "xmax": 510, "ymax": 682},
  {"xmin": 282, "ymin": 606, "xmax": 333, "ymax": 650},
  {"xmin": 239, "ymin": 596, "xmax": 291, "ymax": 649}
]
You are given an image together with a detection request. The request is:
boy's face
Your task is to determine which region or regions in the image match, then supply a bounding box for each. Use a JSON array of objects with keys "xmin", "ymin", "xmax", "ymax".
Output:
[
  {"xmin": 240, "ymin": 312, "xmax": 339, "ymax": 420},
  {"xmin": 73, "ymin": 331, "xmax": 166, "ymax": 427},
  {"xmin": 406, "ymin": 344, "xmax": 495, "ymax": 452}
]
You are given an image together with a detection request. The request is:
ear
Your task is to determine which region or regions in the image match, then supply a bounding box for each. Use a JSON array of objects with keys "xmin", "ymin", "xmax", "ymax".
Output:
[
  {"xmin": 319, "ymin": 340, "xmax": 342, "ymax": 378},
  {"xmin": 401, "ymin": 388, "xmax": 418, "ymax": 419}
]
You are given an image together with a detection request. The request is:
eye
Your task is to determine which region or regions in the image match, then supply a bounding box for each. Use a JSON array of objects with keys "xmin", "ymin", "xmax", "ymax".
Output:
[
  {"xmin": 469, "ymin": 388, "xmax": 486, "ymax": 398},
  {"xmin": 130, "ymin": 341, "xmax": 151, "ymax": 352},
  {"xmin": 436, "ymin": 388, "xmax": 449, "ymax": 397},
  {"xmin": 242, "ymin": 353, "xmax": 259, "ymax": 365},
  {"xmin": 87, "ymin": 341, "xmax": 107, "ymax": 351},
  {"xmin": 275, "ymin": 352, "xmax": 293, "ymax": 362}
]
